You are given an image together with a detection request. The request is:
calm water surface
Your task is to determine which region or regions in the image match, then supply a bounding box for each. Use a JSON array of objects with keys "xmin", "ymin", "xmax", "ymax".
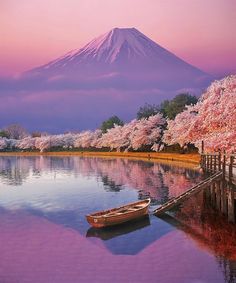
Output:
[{"xmin": 0, "ymin": 156, "xmax": 235, "ymax": 283}]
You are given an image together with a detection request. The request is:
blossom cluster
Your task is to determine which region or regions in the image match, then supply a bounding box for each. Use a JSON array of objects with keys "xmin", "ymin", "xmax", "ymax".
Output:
[
  {"xmin": 0, "ymin": 75, "xmax": 235, "ymax": 153},
  {"xmin": 163, "ymin": 75, "xmax": 236, "ymax": 153},
  {"xmin": 0, "ymin": 114, "xmax": 165, "ymax": 152}
]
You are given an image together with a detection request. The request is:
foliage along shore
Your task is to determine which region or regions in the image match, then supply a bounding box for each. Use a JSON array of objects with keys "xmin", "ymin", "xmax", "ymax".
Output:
[{"xmin": 0, "ymin": 75, "xmax": 235, "ymax": 154}]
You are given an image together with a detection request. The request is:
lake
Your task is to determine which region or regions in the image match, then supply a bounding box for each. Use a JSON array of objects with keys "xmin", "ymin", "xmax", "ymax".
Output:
[{"xmin": 0, "ymin": 155, "xmax": 235, "ymax": 283}]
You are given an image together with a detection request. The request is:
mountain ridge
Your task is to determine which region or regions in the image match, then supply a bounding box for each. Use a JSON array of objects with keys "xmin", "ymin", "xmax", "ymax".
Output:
[{"xmin": 26, "ymin": 27, "xmax": 212, "ymax": 90}]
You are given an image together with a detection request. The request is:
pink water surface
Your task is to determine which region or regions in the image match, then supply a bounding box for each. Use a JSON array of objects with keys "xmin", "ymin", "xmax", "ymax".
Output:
[{"xmin": 0, "ymin": 210, "xmax": 224, "ymax": 283}]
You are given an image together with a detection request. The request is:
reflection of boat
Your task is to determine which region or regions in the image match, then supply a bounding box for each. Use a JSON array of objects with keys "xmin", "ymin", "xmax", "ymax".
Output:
[
  {"xmin": 86, "ymin": 199, "xmax": 151, "ymax": 228},
  {"xmin": 86, "ymin": 215, "xmax": 150, "ymax": 240}
]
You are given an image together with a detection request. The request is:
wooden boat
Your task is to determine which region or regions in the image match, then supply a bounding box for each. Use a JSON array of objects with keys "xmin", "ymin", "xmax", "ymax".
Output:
[{"xmin": 86, "ymin": 198, "xmax": 151, "ymax": 228}]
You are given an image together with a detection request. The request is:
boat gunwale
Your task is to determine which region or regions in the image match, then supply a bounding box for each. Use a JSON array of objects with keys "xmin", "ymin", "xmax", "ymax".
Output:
[{"xmin": 86, "ymin": 198, "xmax": 151, "ymax": 219}]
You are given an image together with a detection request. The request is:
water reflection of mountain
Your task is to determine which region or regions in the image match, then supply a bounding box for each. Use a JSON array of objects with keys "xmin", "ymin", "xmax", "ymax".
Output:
[
  {"xmin": 17, "ymin": 205, "xmax": 174, "ymax": 255},
  {"xmin": 0, "ymin": 156, "xmax": 203, "ymax": 204},
  {"xmin": 91, "ymin": 216, "xmax": 173, "ymax": 255}
]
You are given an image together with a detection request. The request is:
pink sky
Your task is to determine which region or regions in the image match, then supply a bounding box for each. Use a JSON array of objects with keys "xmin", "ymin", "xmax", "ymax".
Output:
[{"xmin": 0, "ymin": 0, "xmax": 235, "ymax": 77}]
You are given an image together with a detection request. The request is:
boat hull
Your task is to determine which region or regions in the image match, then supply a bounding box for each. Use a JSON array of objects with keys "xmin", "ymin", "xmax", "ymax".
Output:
[{"xmin": 86, "ymin": 199, "xmax": 150, "ymax": 228}]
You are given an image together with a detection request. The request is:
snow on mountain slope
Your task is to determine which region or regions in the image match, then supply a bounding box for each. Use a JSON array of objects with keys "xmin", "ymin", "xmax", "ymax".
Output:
[
  {"xmin": 43, "ymin": 28, "xmax": 174, "ymax": 66},
  {"xmin": 26, "ymin": 27, "xmax": 212, "ymax": 90}
]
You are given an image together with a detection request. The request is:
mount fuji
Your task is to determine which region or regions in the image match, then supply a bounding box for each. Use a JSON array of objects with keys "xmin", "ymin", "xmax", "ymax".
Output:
[
  {"xmin": 26, "ymin": 27, "xmax": 211, "ymax": 90},
  {"xmin": 1, "ymin": 28, "xmax": 214, "ymax": 132}
]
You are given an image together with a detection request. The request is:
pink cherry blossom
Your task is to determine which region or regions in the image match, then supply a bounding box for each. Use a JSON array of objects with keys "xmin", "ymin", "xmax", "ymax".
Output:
[{"xmin": 163, "ymin": 75, "xmax": 236, "ymax": 153}]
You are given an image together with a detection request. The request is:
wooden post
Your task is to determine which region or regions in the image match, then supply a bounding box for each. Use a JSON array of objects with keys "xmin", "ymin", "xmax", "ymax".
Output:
[
  {"xmin": 229, "ymin": 155, "xmax": 234, "ymax": 183},
  {"xmin": 220, "ymin": 180, "xmax": 227, "ymax": 215},
  {"xmin": 202, "ymin": 155, "xmax": 205, "ymax": 170},
  {"xmin": 222, "ymin": 152, "xmax": 226, "ymax": 180},
  {"xmin": 218, "ymin": 151, "xmax": 221, "ymax": 171},
  {"xmin": 228, "ymin": 185, "xmax": 235, "ymax": 223},
  {"xmin": 215, "ymin": 181, "xmax": 221, "ymax": 211},
  {"xmin": 203, "ymin": 155, "xmax": 206, "ymax": 171},
  {"xmin": 214, "ymin": 155, "xmax": 217, "ymax": 173},
  {"xmin": 210, "ymin": 155, "xmax": 213, "ymax": 173},
  {"xmin": 210, "ymin": 183, "xmax": 216, "ymax": 207},
  {"xmin": 201, "ymin": 140, "xmax": 204, "ymax": 154},
  {"xmin": 206, "ymin": 155, "xmax": 209, "ymax": 172},
  {"xmin": 204, "ymin": 185, "xmax": 211, "ymax": 202}
]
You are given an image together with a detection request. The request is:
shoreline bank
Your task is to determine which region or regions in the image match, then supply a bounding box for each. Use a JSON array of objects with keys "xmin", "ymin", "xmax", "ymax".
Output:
[{"xmin": 0, "ymin": 151, "xmax": 200, "ymax": 165}]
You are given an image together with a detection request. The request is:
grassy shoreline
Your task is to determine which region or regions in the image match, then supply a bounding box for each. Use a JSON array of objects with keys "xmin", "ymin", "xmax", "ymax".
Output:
[{"xmin": 0, "ymin": 151, "xmax": 200, "ymax": 165}]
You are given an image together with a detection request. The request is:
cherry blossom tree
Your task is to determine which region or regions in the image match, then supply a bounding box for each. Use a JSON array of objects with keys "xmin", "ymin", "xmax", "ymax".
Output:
[
  {"xmin": 1, "ymin": 75, "xmax": 234, "ymax": 154},
  {"xmin": 0, "ymin": 114, "xmax": 166, "ymax": 152},
  {"xmin": 163, "ymin": 75, "xmax": 236, "ymax": 153},
  {"xmin": 129, "ymin": 114, "xmax": 165, "ymax": 151},
  {"xmin": 74, "ymin": 130, "xmax": 102, "ymax": 149},
  {"xmin": 17, "ymin": 137, "xmax": 36, "ymax": 150},
  {"xmin": 0, "ymin": 138, "xmax": 8, "ymax": 150},
  {"xmin": 4, "ymin": 124, "xmax": 27, "ymax": 139},
  {"xmin": 96, "ymin": 114, "xmax": 165, "ymax": 152}
]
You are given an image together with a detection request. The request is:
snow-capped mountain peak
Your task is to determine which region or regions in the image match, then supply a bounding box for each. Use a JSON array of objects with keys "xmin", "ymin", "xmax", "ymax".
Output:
[
  {"xmin": 78, "ymin": 27, "xmax": 154, "ymax": 62},
  {"xmin": 38, "ymin": 27, "xmax": 176, "ymax": 70},
  {"xmin": 27, "ymin": 27, "xmax": 211, "ymax": 90}
]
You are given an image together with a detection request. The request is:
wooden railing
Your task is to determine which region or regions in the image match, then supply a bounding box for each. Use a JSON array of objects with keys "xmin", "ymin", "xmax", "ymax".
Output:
[
  {"xmin": 154, "ymin": 151, "xmax": 235, "ymax": 220},
  {"xmin": 201, "ymin": 152, "xmax": 236, "ymax": 184},
  {"xmin": 200, "ymin": 152, "xmax": 236, "ymax": 223}
]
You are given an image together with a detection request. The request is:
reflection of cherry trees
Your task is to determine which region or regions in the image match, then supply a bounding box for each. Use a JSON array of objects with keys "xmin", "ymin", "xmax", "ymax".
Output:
[
  {"xmin": 0, "ymin": 157, "xmax": 32, "ymax": 186},
  {"xmin": 0, "ymin": 156, "xmax": 202, "ymax": 203},
  {"xmin": 175, "ymin": 192, "xmax": 236, "ymax": 260},
  {"xmin": 162, "ymin": 170, "xmax": 199, "ymax": 198},
  {"xmin": 162, "ymin": 191, "xmax": 236, "ymax": 282},
  {"xmin": 68, "ymin": 157, "xmax": 201, "ymax": 202},
  {"xmin": 163, "ymin": 75, "xmax": 236, "ymax": 153}
]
